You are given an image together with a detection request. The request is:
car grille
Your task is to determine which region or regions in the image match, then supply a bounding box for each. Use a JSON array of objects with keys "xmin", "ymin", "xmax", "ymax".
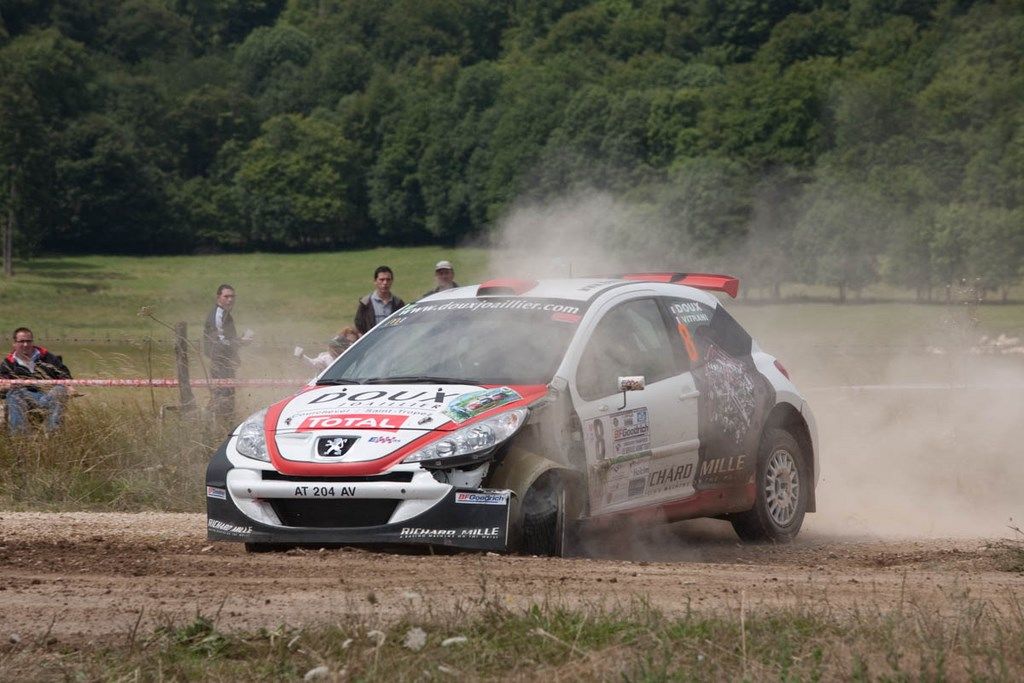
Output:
[
  {"xmin": 269, "ymin": 499, "xmax": 399, "ymax": 528},
  {"xmin": 262, "ymin": 471, "xmax": 414, "ymax": 483}
]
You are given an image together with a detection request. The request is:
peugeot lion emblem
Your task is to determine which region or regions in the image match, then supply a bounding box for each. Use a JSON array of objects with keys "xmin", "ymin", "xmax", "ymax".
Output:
[{"xmin": 317, "ymin": 436, "xmax": 358, "ymax": 457}]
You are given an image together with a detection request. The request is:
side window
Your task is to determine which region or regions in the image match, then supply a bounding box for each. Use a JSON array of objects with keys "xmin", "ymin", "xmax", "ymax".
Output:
[
  {"xmin": 666, "ymin": 297, "xmax": 752, "ymax": 363},
  {"xmin": 705, "ymin": 305, "xmax": 752, "ymax": 357},
  {"xmin": 576, "ymin": 299, "xmax": 678, "ymax": 400}
]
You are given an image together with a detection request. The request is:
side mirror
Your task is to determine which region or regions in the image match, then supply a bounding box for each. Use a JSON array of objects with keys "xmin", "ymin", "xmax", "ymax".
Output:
[{"xmin": 617, "ymin": 375, "xmax": 645, "ymax": 409}]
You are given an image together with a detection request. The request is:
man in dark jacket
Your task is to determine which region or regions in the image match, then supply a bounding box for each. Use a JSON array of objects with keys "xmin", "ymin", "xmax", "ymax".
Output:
[
  {"xmin": 203, "ymin": 284, "xmax": 249, "ymax": 422},
  {"xmin": 354, "ymin": 266, "xmax": 407, "ymax": 334},
  {"xmin": 0, "ymin": 327, "xmax": 73, "ymax": 434}
]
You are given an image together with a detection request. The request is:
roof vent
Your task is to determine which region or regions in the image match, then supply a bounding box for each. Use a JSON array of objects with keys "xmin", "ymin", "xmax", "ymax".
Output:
[{"xmin": 477, "ymin": 278, "xmax": 538, "ymax": 296}]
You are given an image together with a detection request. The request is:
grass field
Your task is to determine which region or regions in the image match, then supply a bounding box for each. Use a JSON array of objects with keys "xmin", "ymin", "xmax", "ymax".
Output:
[
  {"xmin": 0, "ymin": 248, "xmax": 490, "ymax": 345},
  {"xmin": 0, "ymin": 249, "xmax": 1022, "ymax": 511}
]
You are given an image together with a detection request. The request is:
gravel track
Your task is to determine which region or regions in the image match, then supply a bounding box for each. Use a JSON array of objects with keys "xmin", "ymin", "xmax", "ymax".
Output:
[{"xmin": 1, "ymin": 512, "xmax": 1019, "ymax": 646}]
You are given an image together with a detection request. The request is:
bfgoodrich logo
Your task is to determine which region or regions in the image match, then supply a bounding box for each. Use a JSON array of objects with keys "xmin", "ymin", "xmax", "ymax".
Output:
[{"xmin": 455, "ymin": 491, "xmax": 509, "ymax": 505}]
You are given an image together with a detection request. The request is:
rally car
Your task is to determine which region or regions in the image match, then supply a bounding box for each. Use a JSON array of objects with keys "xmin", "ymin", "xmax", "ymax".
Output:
[{"xmin": 206, "ymin": 273, "xmax": 818, "ymax": 554}]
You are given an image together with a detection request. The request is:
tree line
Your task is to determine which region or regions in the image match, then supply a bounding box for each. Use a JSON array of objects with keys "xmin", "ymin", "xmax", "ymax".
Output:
[{"xmin": 1, "ymin": 0, "xmax": 1022, "ymax": 299}]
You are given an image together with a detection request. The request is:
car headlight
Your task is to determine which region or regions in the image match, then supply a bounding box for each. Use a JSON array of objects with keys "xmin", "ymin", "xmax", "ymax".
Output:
[
  {"xmin": 403, "ymin": 408, "xmax": 527, "ymax": 467},
  {"xmin": 235, "ymin": 408, "xmax": 269, "ymax": 462}
]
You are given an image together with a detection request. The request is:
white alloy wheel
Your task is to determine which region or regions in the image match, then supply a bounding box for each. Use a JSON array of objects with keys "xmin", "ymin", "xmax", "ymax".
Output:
[{"xmin": 764, "ymin": 448, "xmax": 800, "ymax": 527}]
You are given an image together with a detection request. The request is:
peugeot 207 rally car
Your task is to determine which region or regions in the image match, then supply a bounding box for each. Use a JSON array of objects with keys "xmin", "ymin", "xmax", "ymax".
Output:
[{"xmin": 206, "ymin": 273, "xmax": 818, "ymax": 554}]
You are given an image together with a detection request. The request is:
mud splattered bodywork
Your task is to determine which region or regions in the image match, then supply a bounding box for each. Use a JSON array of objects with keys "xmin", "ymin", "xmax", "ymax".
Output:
[{"xmin": 207, "ymin": 274, "xmax": 817, "ymax": 554}]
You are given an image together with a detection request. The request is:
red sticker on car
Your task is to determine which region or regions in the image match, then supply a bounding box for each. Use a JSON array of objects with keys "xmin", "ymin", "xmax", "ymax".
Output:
[{"xmin": 297, "ymin": 414, "xmax": 408, "ymax": 431}]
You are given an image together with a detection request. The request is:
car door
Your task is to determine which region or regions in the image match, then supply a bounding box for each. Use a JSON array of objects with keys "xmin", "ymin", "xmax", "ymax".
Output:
[
  {"xmin": 664, "ymin": 296, "xmax": 775, "ymax": 493},
  {"xmin": 570, "ymin": 298, "xmax": 700, "ymax": 516}
]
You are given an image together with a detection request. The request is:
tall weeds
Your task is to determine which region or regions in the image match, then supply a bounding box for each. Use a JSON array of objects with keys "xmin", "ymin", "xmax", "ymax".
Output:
[{"xmin": 0, "ymin": 396, "xmax": 227, "ymax": 511}]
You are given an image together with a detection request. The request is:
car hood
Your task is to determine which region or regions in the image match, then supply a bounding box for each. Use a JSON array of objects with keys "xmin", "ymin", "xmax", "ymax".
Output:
[{"xmin": 263, "ymin": 383, "xmax": 547, "ymax": 474}]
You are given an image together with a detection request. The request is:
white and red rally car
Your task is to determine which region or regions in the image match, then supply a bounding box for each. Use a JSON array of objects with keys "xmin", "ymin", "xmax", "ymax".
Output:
[{"xmin": 206, "ymin": 273, "xmax": 818, "ymax": 554}]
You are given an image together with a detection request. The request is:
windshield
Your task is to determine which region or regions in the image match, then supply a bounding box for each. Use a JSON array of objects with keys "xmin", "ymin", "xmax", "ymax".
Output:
[{"xmin": 319, "ymin": 297, "xmax": 584, "ymax": 385}]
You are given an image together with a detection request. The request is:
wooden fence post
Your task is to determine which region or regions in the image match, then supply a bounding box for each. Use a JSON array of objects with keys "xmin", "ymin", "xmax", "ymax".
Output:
[{"xmin": 175, "ymin": 321, "xmax": 196, "ymax": 413}]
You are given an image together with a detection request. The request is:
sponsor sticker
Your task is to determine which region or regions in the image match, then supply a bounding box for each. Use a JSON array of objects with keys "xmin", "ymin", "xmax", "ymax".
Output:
[
  {"xmin": 597, "ymin": 450, "xmax": 699, "ymax": 506},
  {"xmin": 399, "ymin": 527, "xmax": 502, "ymax": 539},
  {"xmin": 455, "ymin": 491, "xmax": 510, "ymax": 506},
  {"xmin": 647, "ymin": 461, "xmax": 695, "ymax": 495},
  {"xmin": 443, "ymin": 386, "xmax": 522, "ymax": 423},
  {"xmin": 402, "ymin": 300, "xmax": 581, "ymax": 316},
  {"xmin": 298, "ymin": 413, "xmax": 408, "ymax": 431},
  {"xmin": 368, "ymin": 435, "xmax": 401, "ymax": 444},
  {"xmin": 207, "ymin": 518, "xmax": 252, "ymax": 536},
  {"xmin": 587, "ymin": 407, "xmax": 650, "ymax": 460},
  {"xmin": 206, "ymin": 486, "xmax": 227, "ymax": 500},
  {"xmin": 305, "ymin": 387, "xmax": 466, "ymax": 406},
  {"xmin": 697, "ymin": 454, "xmax": 747, "ymax": 484},
  {"xmin": 670, "ymin": 301, "xmax": 711, "ymax": 325}
]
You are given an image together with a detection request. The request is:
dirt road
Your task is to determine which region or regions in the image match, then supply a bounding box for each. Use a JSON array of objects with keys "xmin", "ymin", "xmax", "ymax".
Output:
[{"xmin": 0, "ymin": 512, "xmax": 1019, "ymax": 645}]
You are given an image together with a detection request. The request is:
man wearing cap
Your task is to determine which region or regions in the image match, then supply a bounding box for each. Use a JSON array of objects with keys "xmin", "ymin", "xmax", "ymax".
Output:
[
  {"xmin": 422, "ymin": 260, "xmax": 460, "ymax": 298},
  {"xmin": 355, "ymin": 266, "xmax": 407, "ymax": 334}
]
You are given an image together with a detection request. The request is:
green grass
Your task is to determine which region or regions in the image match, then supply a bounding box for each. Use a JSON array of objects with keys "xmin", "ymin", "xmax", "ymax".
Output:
[
  {"xmin": 3, "ymin": 596, "xmax": 1023, "ymax": 680},
  {"xmin": 0, "ymin": 248, "xmax": 490, "ymax": 344},
  {"xmin": 1, "ymin": 249, "xmax": 1020, "ymax": 347}
]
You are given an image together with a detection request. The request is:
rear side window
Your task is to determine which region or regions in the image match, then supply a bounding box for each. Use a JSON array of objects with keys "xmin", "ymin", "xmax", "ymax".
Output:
[
  {"xmin": 576, "ymin": 299, "xmax": 678, "ymax": 400},
  {"xmin": 666, "ymin": 298, "xmax": 752, "ymax": 361}
]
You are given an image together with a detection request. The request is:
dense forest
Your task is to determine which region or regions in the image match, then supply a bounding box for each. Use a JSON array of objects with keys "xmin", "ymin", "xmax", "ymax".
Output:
[{"xmin": 1, "ymin": 0, "xmax": 1022, "ymax": 299}]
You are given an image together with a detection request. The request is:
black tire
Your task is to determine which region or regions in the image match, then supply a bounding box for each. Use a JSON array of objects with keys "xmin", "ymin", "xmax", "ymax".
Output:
[
  {"xmin": 520, "ymin": 473, "xmax": 577, "ymax": 557},
  {"xmin": 731, "ymin": 428, "xmax": 808, "ymax": 543},
  {"xmin": 244, "ymin": 542, "xmax": 292, "ymax": 553}
]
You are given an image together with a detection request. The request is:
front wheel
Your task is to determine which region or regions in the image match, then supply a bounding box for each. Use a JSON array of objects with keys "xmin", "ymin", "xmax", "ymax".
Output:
[
  {"xmin": 519, "ymin": 473, "xmax": 579, "ymax": 557},
  {"xmin": 731, "ymin": 429, "xmax": 808, "ymax": 543}
]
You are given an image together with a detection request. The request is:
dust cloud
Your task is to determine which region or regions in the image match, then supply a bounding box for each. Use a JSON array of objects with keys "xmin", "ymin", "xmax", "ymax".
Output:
[
  {"xmin": 486, "ymin": 191, "xmax": 1023, "ymax": 545},
  {"xmin": 483, "ymin": 191, "xmax": 696, "ymax": 278},
  {"xmin": 800, "ymin": 353, "xmax": 1023, "ymax": 540}
]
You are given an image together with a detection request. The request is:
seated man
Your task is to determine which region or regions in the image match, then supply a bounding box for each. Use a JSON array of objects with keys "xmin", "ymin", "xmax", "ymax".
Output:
[{"xmin": 0, "ymin": 327, "xmax": 73, "ymax": 434}]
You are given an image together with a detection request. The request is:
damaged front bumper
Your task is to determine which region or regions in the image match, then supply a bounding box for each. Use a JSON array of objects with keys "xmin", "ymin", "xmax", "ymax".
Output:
[{"xmin": 205, "ymin": 443, "xmax": 511, "ymax": 551}]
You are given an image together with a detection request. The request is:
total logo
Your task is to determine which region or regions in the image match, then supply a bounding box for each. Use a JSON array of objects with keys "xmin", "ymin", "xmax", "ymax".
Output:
[{"xmin": 298, "ymin": 413, "xmax": 408, "ymax": 431}]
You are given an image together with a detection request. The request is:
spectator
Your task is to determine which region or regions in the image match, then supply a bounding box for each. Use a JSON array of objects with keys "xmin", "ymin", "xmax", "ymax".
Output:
[
  {"xmin": 0, "ymin": 327, "xmax": 73, "ymax": 434},
  {"xmin": 297, "ymin": 326, "xmax": 361, "ymax": 371},
  {"xmin": 203, "ymin": 284, "xmax": 251, "ymax": 422},
  {"xmin": 354, "ymin": 266, "xmax": 406, "ymax": 334},
  {"xmin": 422, "ymin": 260, "xmax": 460, "ymax": 298}
]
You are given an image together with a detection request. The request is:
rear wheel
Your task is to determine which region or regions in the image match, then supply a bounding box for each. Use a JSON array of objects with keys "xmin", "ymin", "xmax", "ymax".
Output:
[{"xmin": 731, "ymin": 429, "xmax": 808, "ymax": 543}]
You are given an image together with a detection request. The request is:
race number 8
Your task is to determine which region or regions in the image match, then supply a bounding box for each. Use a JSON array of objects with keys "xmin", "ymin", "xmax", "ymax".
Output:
[{"xmin": 593, "ymin": 418, "xmax": 606, "ymax": 460}]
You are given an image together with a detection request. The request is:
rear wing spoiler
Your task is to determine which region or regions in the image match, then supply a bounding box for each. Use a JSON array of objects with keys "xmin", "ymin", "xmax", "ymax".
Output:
[{"xmin": 617, "ymin": 272, "xmax": 740, "ymax": 298}]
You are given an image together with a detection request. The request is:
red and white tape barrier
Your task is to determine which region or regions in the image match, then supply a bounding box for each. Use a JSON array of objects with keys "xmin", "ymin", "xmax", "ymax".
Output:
[{"xmin": 0, "ymin": 378, "xmax": 303, "ymax": 388}]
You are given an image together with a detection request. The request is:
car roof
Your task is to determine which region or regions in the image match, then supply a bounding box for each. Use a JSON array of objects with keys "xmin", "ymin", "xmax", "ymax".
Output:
[{"xmin": 418, "ymin": 277, "xmax": 725, "ymax": 307}]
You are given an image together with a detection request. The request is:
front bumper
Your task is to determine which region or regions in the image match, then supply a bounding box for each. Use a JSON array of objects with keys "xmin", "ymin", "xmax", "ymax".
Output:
[{"xmin": 205, "ymin": 443, "xmax": 511, "ymax": 551}]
